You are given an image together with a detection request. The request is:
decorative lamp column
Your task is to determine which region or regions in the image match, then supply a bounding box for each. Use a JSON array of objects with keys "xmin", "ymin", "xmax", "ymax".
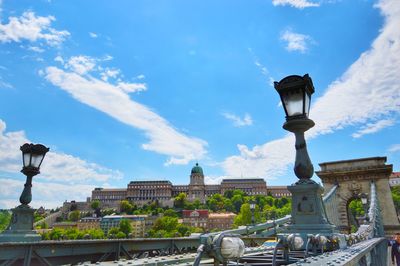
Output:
[
  {"xmin": 360, "ymin": 193, "xmax": 369, "ymax": 223},
  {"xmin": 249, "ymin": 200, "xmax": 256, "ymax": 226},
  {"xmin": 274, "ymin": 74, "xmax": 336, "ymax": 250},
  {"xmin": 0, "ymin": 143, "xmax": 49, "ymax": 242}
]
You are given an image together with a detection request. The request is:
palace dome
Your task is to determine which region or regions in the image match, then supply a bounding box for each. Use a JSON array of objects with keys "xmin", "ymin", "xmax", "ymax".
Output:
[{"xmin": 191, "ymin": 163, "xmax": 203, "ymax": 175}]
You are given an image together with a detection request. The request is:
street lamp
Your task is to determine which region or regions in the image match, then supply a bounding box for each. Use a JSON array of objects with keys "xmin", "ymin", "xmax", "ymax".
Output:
[
  {"xmin": 0, "ymin": 143, "xmax": 49, "ymax": 242},
  {"xmin": 20, "ymin": 143, "xmax": 49, "ymax": 205},
  {"xmin": 273, "ymin": 74, "xmax": 335, "ymax": 250},
  {"xmin": 359, "ymin": 193, "xmax": 369, "ymax": 224},
  {"xmin": 249, "ymin": 200, "xmax": 256, "ymax": 226},
  {"xmin": 274, "ymin": 74, "xmax": 315, "ymax": 182}
]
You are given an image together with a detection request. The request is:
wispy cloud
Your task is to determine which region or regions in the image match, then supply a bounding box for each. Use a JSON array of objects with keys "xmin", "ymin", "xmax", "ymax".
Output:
[
  {"xmin": 27, "ymin": 46, "xmax": 44, "ymax": 53},
  {"xmin": 44, "ymin": 56, "xmax": 207, "ymax": 165},
  {"xmin": 272, "ymin": 0, "xmax": 320, "ymax": 9},
  {"xmin": 388, "ymin": 144, "xmax": 400, "ymax": 153},
  {"xmin": 0, "ymin": 178, "xmax": 96, "ymax": 209},
  {"xmin": 0, "ymin": 119, "xmax": 123, "ymax": 183},
  {"xmin": 0, "ymin": 11, "xmax": 69, "ymax": 46},
  {"xmin": 89, "ymin": 32, "xmax": 98, "ymax": 38},
  {"xmin": 0, "ymin": 119, "xmax": 123, "ymax": 208},
  {"xmin": 352, "ymin": 119, "xmax": 395, "ymax": 138},
  {"xmin": 222, "ymin": 112, "xmax": 253, "ymax": 127},
  {"xmin": 0, "ymin": 78, "xmax": 12, "ymax": 89},
  {"xmin": 223, "ymin": 0, "xmax": 400, "ymax": 179},
  {"xmin": 280, "ymin": 29, "xmax": 312, "ymax": 53}
]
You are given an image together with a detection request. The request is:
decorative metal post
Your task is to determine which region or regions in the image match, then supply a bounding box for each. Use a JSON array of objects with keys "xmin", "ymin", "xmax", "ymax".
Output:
[
  {"xmin": 0, "ymin": 143, "xmax": 49, "ymax": 242},
  {"xmin": 250, "ymin": 200, "xmax": 256, "ymax": 226},
  {"xmin": 360, "ymin": 193, "xmax": 369, "ymax": 224},
  {"xmin": 273, "ymin": 75, "xmax": 337, "ymax": 252}
]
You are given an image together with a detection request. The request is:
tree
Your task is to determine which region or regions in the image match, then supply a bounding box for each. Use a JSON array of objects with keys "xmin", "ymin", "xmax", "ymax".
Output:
[
  {"xmin": 234, "ymin": 203, "xmax": 251, "ymax": 226},
  {"xmin": 223, "ymin": 198, "xmax": 234, "ymax": 212},
  {"xmin": 174, "ymin": 193, "xmax": 187, "ymax": 209},
  {"xmin": 164, "ymin": 209, "xmax": 178, "ymax": 217},
  {"xmin": 0, "ymin": 210, "xmax": 11, "ymax": 232},
  {"xmin": 120, "ymin": 200, "xmax": 133, "ymax": 214},
  {"xmin": 232, "ymin": 194, "xmax": 244, "ymax": 213},
  {"xmin": 119, "ymin": 219, "xmax": 132, "ymax": 236},
  {"xmin": 116, "ymin": 231, "xmax": 126, "ymax": 238},
  {"xmin": 69, "ymin": 210, "xmax": 80, "ymax": 221},
  {"xmin": 91, "ymin": 200, "xmax": 100, "ymax": 210},
  {"xmin": 153, "ymin": 216, "xmax": 179, "ymax": 232},
  {"xmin": 108, "ymin": 227, "xmax": 120, "ymax": 238}
]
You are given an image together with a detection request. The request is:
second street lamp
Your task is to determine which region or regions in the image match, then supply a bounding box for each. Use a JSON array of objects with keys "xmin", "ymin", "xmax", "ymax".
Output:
[
  {"xmin": 249, "ymin": 200, "xmax": 256, "ymax": 226},
  {"xmin": 0, "ymin": 143, "xmax": 49, "ymax": 243}
]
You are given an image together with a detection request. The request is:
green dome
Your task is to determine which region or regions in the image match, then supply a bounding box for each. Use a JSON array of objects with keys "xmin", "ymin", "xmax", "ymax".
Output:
[{"xmin": 191, "ymin": 163, "xmax": 203, "ymax": 175}]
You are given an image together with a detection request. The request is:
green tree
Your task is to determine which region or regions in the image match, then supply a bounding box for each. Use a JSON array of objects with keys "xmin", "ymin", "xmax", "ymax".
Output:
[
  {"xmin": 232, "ymin": 194, "xmax": 244, "ymax": 213},
  {"xmin": 108, "ymin": 227, "xmax": 120, "ymax": 238},
  {"xmin": 120, "ymin": 200, "xmax": 134, "ymax": 214},
  {"xmin": 0, "ymin": 211, "xmax": 11, "ymax": 232},
  {"xmin": 116, "ymin": 231, "xmax": 126, "ymax": 238},
  {"xmin": 69, "ymin": 210, "xmax": 81, "ymax": 221},
  {"xmin": 234, "ymin": 203, "xmax": 251, "ymax": 226},
  {"xmin": 348, "ymin": 199, "xmax": 364, "ymax": 216},
  {"xmin": 223, "ymin": 198, "xmax": 234, "ymax": 212},
  {"xmin": 90, "ymin": 200, "xmax": 100, "ymax": 210},
  {"xmin": 153, "ymin": 216, "xmax": 179, "ymax": 232},
  {"xmin": 174, "ymin": 193, "xmax": 187, "ymax": 209},
  {"xmin": 164, "ymin": 209, "xmax": 178, "ymax": 217},
  {"xmin": 119, "ymin": 219, "xmax": 132, "ymax": 236}
]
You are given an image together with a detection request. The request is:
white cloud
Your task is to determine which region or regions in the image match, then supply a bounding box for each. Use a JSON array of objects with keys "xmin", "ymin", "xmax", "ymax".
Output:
[
  {"xmin": 0, "ymin": 78, "xmax": 12, "ymax": 89},
  {"xmin": 0, "ymin": 178, "xmax": 95, "ymax": 209},
  {"xmin": 65, "ymin": 55, "xmax": 96, "ymax": 75},
  {"xmin": 89, "ymin": 32, "xmax": 98, "ymax": 38},
  {"xmin": 280, "ymin": 29, "xmax": 312, "ymax": 53},
  {"xmin": 136, "ymin": 74, "xmax": 145, "ymax": 80},
  {"xmin": 0, "ymin": 119, "xmax": 123, "ymax": 183},
  {"xmin": 223, "ymin": 0, "xmax": 400, "ymax": 179},
  {"xmin": 222, "ymin": 112, "xmax": 253, "ymax": 127},
  {"xmin": 0, "ymin": 11, "xmax": 69, "ymax": 46},
  {"xmin": 116, "ymin": 81, "xmax": 146, "ymax": 93},
  {"xmin": 44, "ymin": 59, "xmax": 207, "ymax": 165},
  {"xmin": 101, "ymin": 68, "xmax": 120, "ymax": 81},
  {"xmin": 351, "ymin": 119, "xmax": 395, "ymax": 138},
  {"xmin": 272, "ymin": 0, "xmax": 320, "ymax": 9},
  {"xmin": 388, "ymin": 144, "xmax": 400, "ymax": 153},
  {"xmin": 204, "ymin": 175, "xmax": 227, "ymax": 185},
  {"xmin": 28, "ymin": 46, "xmax": 44, "ymax": 53}
]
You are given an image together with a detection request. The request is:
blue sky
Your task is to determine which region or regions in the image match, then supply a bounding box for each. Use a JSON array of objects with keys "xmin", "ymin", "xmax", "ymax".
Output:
[{"xmin": 0, "ymin": 0, "xmax": 399, "ymax": 208}]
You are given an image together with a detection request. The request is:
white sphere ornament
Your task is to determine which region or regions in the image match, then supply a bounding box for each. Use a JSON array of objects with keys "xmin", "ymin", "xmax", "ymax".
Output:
[{"xmin": 220, "ymin": 236, "xmax": 245, "ymax": 259}]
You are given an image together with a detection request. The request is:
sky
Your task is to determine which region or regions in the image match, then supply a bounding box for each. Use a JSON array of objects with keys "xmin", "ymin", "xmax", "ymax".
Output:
[{"xmin": 0, "ymin": 0, "xmax": 399, "ymax": 209}]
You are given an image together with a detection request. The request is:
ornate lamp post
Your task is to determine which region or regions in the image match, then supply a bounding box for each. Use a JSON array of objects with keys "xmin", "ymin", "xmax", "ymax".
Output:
[
  {"xmin": 0, "ymin": 143, "xmax": 49, "ymax": 242},
  {"xmin": 249, "ymin": 200, "xmax": 256, "ymax": 226},
  {"xmin": 359, "ymin": 193, "xmax": 369, "ymax": 224},
  {"xmin": 273, "ymin": 74, "xmax": 336, "ymax": 250}
]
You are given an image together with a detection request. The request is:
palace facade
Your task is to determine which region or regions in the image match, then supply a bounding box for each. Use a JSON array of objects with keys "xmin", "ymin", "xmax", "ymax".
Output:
[{"xmin": 91, "ymin": 163, "xmax": 291, "ymax": 207}]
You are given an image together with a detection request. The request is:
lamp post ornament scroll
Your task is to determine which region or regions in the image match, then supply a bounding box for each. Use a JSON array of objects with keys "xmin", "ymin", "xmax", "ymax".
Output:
[{"xmin": 0, "ymin": 143, "xmax": 49, "ymax": 242}]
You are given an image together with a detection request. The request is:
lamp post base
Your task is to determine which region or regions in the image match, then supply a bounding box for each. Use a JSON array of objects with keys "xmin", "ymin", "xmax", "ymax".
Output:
[
  {"xmin": 276, "ymin": 180, "xmax": 343, "ymax": 250},
  {"xmin": 0, "ymin": 205, "xmax": 41, "ymax": 243}
]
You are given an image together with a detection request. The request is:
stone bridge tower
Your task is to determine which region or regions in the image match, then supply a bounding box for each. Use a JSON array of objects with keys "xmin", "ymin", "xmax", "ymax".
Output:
[{"xmin": 316, "ymin": 157, "xmax": 400, "ymax": 235}]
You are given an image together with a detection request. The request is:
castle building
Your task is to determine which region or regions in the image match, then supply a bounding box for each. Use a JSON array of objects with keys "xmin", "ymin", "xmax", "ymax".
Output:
[{"xmin": 91, "ymin": 163, "xmax": 290, "ymax": 207}]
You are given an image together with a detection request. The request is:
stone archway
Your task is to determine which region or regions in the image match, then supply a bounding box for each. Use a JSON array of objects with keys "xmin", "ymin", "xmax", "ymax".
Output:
[{"xmin": 316, "ymin": 157, "xmax": 400, "ymax": 236}]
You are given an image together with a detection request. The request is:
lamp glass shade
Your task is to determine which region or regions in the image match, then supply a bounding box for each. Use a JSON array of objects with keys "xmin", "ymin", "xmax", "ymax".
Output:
[
  {"xmin": 23, "ymin": 153, "xmax": 31, "ymax": 168},
  {"xmin": 282, "ymin": 89, "xmax": 304, "ymax": 117},
  {"xmin": 31, "ymin": 153, "xmax": 45, "ymax": 168},
  {"xmin": 250, "ymin": 203, "xmax": 256, "ymax": 210},
  {"xmin": 361, "ymin": 197, "xmax": 368, "ymax": 205},
  {"xmin": 304, "ymin": 92, "xmax": 311, "ymax": 116}
]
